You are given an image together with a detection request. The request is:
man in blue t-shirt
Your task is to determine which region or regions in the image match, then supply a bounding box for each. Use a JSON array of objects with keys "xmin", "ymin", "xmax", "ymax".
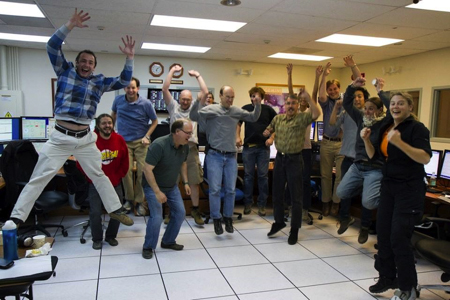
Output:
[{"xmin": 111, "ymin": 77, "xmax": 158, "ymax": 216}]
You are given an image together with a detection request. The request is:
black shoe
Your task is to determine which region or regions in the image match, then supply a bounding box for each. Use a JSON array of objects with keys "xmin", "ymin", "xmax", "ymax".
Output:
[
  {"xmin": 161, "ymin": 242, "xmax": 184, "ymax": 251},
  {"xmin": 337, "ymin": 217, "xmax": 355, "ymax": 235},
  {"xmin": 11, "ymin": 217, "xmax": 24, "ymax": 226},
  {"xmin": 288, "ymin": 228, "xmax": 299, "ymax": 245},
  {"xmin": 105, "ymin": 238, "xmax": 119, "ymax": 247},
  {"xmin": 142, "ymin": 248, "xmax": 153, "ymax": 259},
  {"xmin": 267, "ymin": 222, "xmax": 286, "ymax": 237},
  {"xmin": 92, "ymin": 241, "xmax": 102, "ymax": 250},
  {"xmin": 223, "ymin": 217, "xmax": 234, "ymax": 233},
  {"xmin": 213, "ymin": 219, "xmax": 224, "ymax": 235},
  {"xmin": 358, "ymin": 227, "xmax": 369, "ymax": 244},
  {"xmin": 369, "ymin": 276, "xmax": 398, "ymax": 294}
]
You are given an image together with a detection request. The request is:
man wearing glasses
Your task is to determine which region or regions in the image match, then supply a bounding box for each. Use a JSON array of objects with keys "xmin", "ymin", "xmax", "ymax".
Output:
[
  {"xmin": 162, "ymin": 66, "xmax": 209, "ymax": 225},
  {"xmin": 141, "ymin": 119, "xmax": 193, "ymax": 259}
]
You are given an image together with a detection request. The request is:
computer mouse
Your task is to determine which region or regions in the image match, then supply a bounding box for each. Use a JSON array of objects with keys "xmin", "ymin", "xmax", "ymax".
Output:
[{"xmin": 442, "ymin": 191, "xmax": 450, "ymax": 196}]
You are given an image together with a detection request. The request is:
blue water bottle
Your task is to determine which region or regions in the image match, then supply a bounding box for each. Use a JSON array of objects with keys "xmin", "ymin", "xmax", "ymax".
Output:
[{"xmin": 2, "ymin": 220, "xmax": 19, "ymax": 260}]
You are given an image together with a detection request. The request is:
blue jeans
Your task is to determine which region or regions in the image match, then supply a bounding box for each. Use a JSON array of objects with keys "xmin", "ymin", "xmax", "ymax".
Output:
[
  {"xmin": 242, "ymin": 146, "xmax": 269, "ymax": 207},
  {"xmin": 336, "ymin": 162, "xmax": 383, "ymax": 210},
  {"xmin": 206, "ymin": 150, "xmax": 238, "ymax": 220},
  {"xmin": 143, "ymin": 185, "xmax": 185, "ymax": 250}
]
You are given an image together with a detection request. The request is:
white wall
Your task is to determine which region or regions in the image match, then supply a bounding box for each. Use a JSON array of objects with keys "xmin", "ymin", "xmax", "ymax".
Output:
[{"xmin": 16, "ymin": 46, "xmax": 450, "ymax": 149}]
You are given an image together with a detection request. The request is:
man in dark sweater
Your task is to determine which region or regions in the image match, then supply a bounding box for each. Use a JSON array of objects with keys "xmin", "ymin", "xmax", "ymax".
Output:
[{"xmin": 236, "ymin": 87, "xmax": 277, "ymax": 216}]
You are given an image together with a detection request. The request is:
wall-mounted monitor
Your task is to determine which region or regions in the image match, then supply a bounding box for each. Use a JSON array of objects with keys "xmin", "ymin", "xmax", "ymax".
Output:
[
  {"xmin": 424, "ymin": 149, "xmax": 442, "ymax": 177},
  {"xmin": 316, "ymin": 121, "xmax": 324, "ymax": 141},
  {"xmin": 147, "ymin": 88, "xmax": 181, "ymax": 112},
  {"xmin": 440, "ymin": 150, "xmax": 450, "ymax": 181},
  {"xmin": 0, "ymin": 117, "xmax": 21, "ymax": 143},
  {"xmin": 310, "ymin": 121, "xmax": 316, "ymax": 140},
  {"xmin": 21, "ymin": 116, "xmax": 51, "ymax": 140}
]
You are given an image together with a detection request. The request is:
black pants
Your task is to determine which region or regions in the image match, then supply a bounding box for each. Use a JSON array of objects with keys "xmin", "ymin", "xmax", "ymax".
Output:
[
  {"xmin": 273, "ymin": 152, "xmax": 303, "ymax": 229},
  {"xmin": 285, "ymin": 149, "xmax": 312, "ymax": 210},
  {"xmin": 375, "ymin": 178, "xmax": 425, "ymax": 291}
]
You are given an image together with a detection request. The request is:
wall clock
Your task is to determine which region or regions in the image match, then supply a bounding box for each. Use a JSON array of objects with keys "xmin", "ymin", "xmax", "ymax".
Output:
[
  {"xmin": 149, "ymin": 62, "xmax": 164, "ymax": 77},
  {"xmin": 170, "ymin": 63, "xmax": 183, "ymax": 78}
]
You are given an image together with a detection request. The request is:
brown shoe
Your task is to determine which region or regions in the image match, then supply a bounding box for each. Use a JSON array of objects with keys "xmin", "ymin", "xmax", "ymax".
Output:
[
  {"xmin": 322, "ymin": 202, "xmax": 331, "ymax": 217},
  {"xmin": 331, "ymin": 202, "xmax": 339, "ymax": 217},
  {"xmin": 109, "ymin": 208, "xmax": 134, "ymax": 226}
]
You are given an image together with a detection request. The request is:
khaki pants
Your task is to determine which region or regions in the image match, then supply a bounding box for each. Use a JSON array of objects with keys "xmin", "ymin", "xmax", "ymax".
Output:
[
  {"xmin": 123, "ymin": 139, "xmax": 148, "ymax": 204},
  {"xmin": 319, "ymin": 138, "xmax": 344, "ymax": 203}
]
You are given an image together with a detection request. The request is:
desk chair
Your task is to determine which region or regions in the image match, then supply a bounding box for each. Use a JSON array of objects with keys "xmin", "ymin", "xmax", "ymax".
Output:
[
  {"xmin": 415, "ymin": 217, "xmax": 450, "ymax": 295},
  {"xmin": 0, "ymin": 140, "xmax": 68, "ymax": 237},
  {"xmin": 61, "ymin": 159, "xmax": 91, "ymax": 244},
  {"xmin": 200, "ymin": 157, "xmax": 243, "ymax": 224}
]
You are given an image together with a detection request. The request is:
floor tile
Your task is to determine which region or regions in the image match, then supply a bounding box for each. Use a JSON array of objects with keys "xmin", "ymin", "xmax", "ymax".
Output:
[
  {"xmin": 238, "ymin": 288, "xmax": 308, "ymax": 300},
  {"xmin": 99, "ymin": 253, "xmax": 159, "ymax": 278},
  {"xmin": 221, "ymin": 264, "xmax": 294, "ymax": 294},
  {"xmin": 163, "ymin": 269, "xmax": 234, "ymax": 300},
  {"xmin": 300, "ymin": 281, "xmax": 376, "ymax": 300},
  {"xmin": 284, "ymin": 225, "xmax": 334, "ymax": 241},
  {"xmin": 116, "ymin": 222, "xmax": 147, "ymax": 238},
  {"xmin": 232, "ymin": 215, "xmax": 272, "ymax": 230},
  {"xmin": 50, "ymin": 238, "xmax": 100, "ymax": 259},
  {"xmin": 274, "ymin": 259, "xmax": 348, "ymax": 287},
  {"xmin": 100, "ymin": 236, "xmax": 143, "ymax": 256},
  {"xmin": 323, "ymin": 254, "xmax": 378, "ymax": 280},
  {"xmin": 254, "ymin": 242, "xmax": 317, "ymax": 263},
  {"xmin": 156, "ymin": 248, "xmax": 216, "ymax": 273},
  {"xmin": 44, "ymin": 256, "xmax": 100, "ymax": 283},
  {"xmin": 339, "ymin": 234, "xmax": 378, "ymax": 254},
  {"xmin": 208, "ymin": 245, "xmax": 269, "ymax": 267},
  {"xmin": 33, "ymin": 279, "xmax": 98, "ymax": 300},
  {"xmin": 300, "ymin": 238, "xmax": 361, "ymax": 258},
  {"xmin": 239, "ymin": 228, "xmax": 288, "ymax": 245},
  {"xmin": 156, "ymin": 233, "xmax": 203, "ymax": 251},
  {"xmin": 313, "ymin": 220, "xmax": 360, "ymax": 238},
  {"xmin": 98, "ymin": 274, "xmax": 167, "ymax": 300},
  {"xmin": 196, "ymin": 231, "xmax": 250, "ymax": 248}
]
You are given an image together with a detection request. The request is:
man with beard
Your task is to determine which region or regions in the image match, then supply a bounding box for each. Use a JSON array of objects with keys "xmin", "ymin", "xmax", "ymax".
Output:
[
  {"xmin": 264, "ymin": 91, "xmax": 320, "ymax": 245},
  {"xmin": 82, "ymin": 114, "xmax": 129, "ymax": 250}
]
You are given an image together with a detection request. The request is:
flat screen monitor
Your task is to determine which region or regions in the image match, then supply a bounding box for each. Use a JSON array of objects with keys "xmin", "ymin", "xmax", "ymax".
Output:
[
  {"xmin": 269, "ymin": 143, "xmax": 277, "ymax": 160},
  {"xmin": 310, "ymin": 121, "xmax": 316, "ymax": 140},
  {"xmin": 0, "ymin": 117, "xmax": 21, "ymax": 143},
  {"xmin": 317, "ymin": 121, "xmax": 324, "ymax": 141},
  {"xmin": 21, "ymin": 116, "xmax": 50, "ymax": 140},
  {"xmin": 440, "ymin": 150, "xmax": 450, "ymax": 181},
  {"xmin": 147, "ymin": 88, "xmax": 181, "ymax": 112},
  {"xmin": 424, "ymin": 149, "xmax": 442, "ymax": 177}
]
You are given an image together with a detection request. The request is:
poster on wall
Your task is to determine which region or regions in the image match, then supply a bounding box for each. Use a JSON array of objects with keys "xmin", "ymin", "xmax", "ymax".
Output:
[{"xmin": 256, "ymin": 83, "xmax": 305, "ymax": 114}]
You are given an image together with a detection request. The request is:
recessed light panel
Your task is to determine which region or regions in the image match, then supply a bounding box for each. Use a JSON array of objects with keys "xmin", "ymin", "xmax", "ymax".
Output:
[
  {"xmin": 406, "ymin": 0, "xmax": 450, "ymax": 13},
  {"xmin": 268, "ymin": 53, "xmax": 332, "ymax": 61},
  {"xmin": 316, "ymin": 34, "xmax": 403, "ymax": 47},
  {"xmin": 0, "ymin": 32, "xmax": 49, "ymax": 43},
  {"xmin": 142, "ymin": 42, "xmax": 210, "ymax": 53},
  {"xmin": 151, "ymin": 15, "xmax": 246, "ymax": 32},
  {"xmin": 0, "ymin": 1, "xmax": 45, "ymax": 18}
]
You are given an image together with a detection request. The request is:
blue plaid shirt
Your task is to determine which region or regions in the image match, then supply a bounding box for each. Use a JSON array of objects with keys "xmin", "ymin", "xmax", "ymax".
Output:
[{"xmin": 47, "ymin": 25, "xmax": 133, "ymax": 125}]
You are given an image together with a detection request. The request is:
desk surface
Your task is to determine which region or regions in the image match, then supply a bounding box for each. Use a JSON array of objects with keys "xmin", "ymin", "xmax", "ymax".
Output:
[{"xmin": 0, "ymin": 237, "xmax": 54, "ymax": 259}]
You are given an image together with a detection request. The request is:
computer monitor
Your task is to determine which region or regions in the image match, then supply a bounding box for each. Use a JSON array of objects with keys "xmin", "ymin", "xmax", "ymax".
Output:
[
  {"xmin": 269, "ymin": 143, "xmax": 277, "ymax": 160},
  {"xmin": 310, "ymin": 121, "xmax": 316, "ymax": 140},
  {"xmin": 0, "ymin": 117, "xmax": 21, "ymax": 143},
  {"xmin": 424, "ymin": 150, "xmax": 442, "ymax": 177},
  {"xmin": 440, "ymin": 150, "xmax": 450, "ymax": 181},
  {"xmin": 316, "ymin": 121, "xmax": 324, "ymax": 141},
  {"xmin": 147, "ymin": 88, "xmax": 181, "ymax": 112},
  {"xmin": 21, "ymin": 116, "xmax": 50, "ymax": 140}
]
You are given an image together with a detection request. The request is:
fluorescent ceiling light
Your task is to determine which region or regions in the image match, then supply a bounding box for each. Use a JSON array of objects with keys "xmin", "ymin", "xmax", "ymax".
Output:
[
  {"xmin": 0, "ymin": 1, "xmax": 45, "ymax": 18},
  {"xmin": 142, "ymin": 43, "xmax": 210, "ymax": 53},
  {"xmin": 406, "ymin": 0, "xmax": 450, "ymax": 13},
  {"xmin": 268, "ymin": 53, "xmax": 332, "ymax": 61},
  {"xmin": 151, "ymin": 15, "xmax": 246, "ymax": 32},
  {"xmin": 0, "ymin": 32, "xmax": 49, "ymax": 43},
  {"xmin": 316, "ymin": 34, "xmax": 403, "ymax": 47}
]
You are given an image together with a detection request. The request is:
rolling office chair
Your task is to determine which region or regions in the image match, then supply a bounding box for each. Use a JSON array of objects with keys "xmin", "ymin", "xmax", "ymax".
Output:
[
  {"xmin": 0, "ymin": 140, "xmax": 68, "ymax": 237},
  {"xmin": 200, "ymin": 156, "xmax": 243, "ymax": 224},
  {"xmin": 61, "ymin": 159, "xmax": 91, "ymax": 243},
  {"xmin": 415, "ymin": 216, "xmax": 450, "ymax": 295}
]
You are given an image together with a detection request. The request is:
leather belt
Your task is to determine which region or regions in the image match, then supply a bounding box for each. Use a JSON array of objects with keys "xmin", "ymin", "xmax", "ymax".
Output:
[
  {"xmin": 209, "ymin": 146, "xmax": 236, "ymax": 155},
  {"xmin": 357, "ymin": 160, "xmax": 383, "ymax": 169},
  {"xmin": 55, "ymin": 124, "xmax": 90, "ymax": 138},
  {"xmin": 323, "ymin": 135, "xmax": 341, "ymax": 142}
]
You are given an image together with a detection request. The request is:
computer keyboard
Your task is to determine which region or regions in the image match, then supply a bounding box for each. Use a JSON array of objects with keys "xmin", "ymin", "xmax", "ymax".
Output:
[{"xmin": 427, "ymin": 187, "xmax": 442, "ymax": 193}]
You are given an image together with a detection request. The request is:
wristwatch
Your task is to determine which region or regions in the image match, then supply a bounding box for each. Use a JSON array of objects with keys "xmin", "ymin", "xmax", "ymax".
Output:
[
  {"xmin": 145, "ymin": 136, "xmax": 150, "ymax": 140},
  {"xmin": 183, "ymin": 181, "xmax": 189, "ymax": 185}
]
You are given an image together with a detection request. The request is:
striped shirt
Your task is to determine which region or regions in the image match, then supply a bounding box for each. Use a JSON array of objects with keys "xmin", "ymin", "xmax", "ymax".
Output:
[{"xmin": 47, "ymin": 25, "xmax": 133, "ymax": 125}]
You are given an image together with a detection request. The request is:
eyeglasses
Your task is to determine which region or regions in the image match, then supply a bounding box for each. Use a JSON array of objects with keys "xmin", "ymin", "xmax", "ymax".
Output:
[{"xmin": 180, "ymin": 129, "xmax": 193, "ymax": 135}]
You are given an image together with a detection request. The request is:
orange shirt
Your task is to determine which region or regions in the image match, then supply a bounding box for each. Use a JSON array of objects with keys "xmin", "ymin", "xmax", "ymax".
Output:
[{"xmin": 380, "ymin": 125, "xmax": 394, "ymax": 159}]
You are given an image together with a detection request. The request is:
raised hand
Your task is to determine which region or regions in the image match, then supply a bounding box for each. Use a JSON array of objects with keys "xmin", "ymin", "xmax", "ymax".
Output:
[
  {"xmin": 188, "ymin": 70, "xmax": 199, "ymax": 77},
  {"xmin": 343, "ymin": 55, "xmax": 356, "ymax": 68},
  {"xmin": 374, "ymin": 78, "xmax": 385, "ymax": 93},
  {"xmin": 316, "ymin": 65, "xmax": 323, "ymax": 77},
  {"xmin": 286, "ymin": 63, "xmax": 293, "ymax": 75},
  {"xmin": 67, "ymin": 8, "xmax": 90, "ymax": 30},
  {"xmin": 335, "ymin": 99, "xmax": 343, "ymax": 109},
  {"xmin": 172, "ymin": 64, "xmax": 183, "ymax": 73},
  {"xmin": 360, "ymin": 127, "xmax": 371, "ymax": 140},
  {"xmin": 352, "ymin": 77, "xmax": 366, "ymax": 87},
  {"xmin": 324, "ymin": 62, "xmax": 332, "ymax": 77},
  {"xmin": 119, "ymin": 35, "xmax": 135, "ymax": 59}
]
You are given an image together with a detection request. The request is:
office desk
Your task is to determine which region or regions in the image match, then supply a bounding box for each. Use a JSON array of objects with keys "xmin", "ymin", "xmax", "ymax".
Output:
[{"xmin": 0, "ymin": 237, "xmax": 54, "ymax": 259}]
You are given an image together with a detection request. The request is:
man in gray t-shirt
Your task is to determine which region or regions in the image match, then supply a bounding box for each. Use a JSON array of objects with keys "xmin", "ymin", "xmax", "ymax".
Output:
[{"xmin": 190, "ymin": 86, "xmax": 261, "ymax": 235}]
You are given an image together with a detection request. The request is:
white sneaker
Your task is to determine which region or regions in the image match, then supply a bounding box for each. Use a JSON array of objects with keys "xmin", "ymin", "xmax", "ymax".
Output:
[{"xmin": 390, "ymin": 287, "xmax": 417, "ymax": 300}]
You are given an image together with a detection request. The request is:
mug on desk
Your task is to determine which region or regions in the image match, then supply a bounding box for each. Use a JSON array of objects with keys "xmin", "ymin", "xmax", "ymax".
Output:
[{"xmin": 33, "ymin": 235, "xmax": 46, "ymax": 249}]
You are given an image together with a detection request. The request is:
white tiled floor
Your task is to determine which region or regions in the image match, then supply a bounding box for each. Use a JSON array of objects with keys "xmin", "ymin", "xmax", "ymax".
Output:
[{"xmin": 26, "ymin": 207, "xmax": 447, "ymax": 300}]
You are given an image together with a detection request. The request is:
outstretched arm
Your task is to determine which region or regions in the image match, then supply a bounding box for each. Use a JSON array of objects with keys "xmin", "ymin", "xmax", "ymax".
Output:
[
  {"xmin": 387, "ymin": 129, "xmax": 431, "ymax": 165},
  {"xmin": 188, "ymin": 70, "xmax": 208, "ymax": 106},
  {"xmin": 312, "ymin": 65, "xmax": 323, "ymax": 102},
  {"xmin": 162, "ymin": 65, "xmax": 181, "ymax": 106},
  {"xmin": 360, "ymin": 127, "xmax": 375, "ymax": 159},
  {"xmin": 301, "ymin": 89, "xmax": 321, "ymax": 120},
  {"xmin": 343, "ymin": 55, "xmax": 361, "ymax": 80},
  {"xmin": 287, "ymin": 64, "xmax": 294, "ymax": 95},
  {"xmin": 318, "ymin": 62, "xmax": 331, "ymax": 103}
]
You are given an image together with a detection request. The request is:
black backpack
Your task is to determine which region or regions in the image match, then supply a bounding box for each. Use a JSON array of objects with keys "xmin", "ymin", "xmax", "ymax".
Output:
[{"xmin": 0, "ymin": 140, "xmax": 39, "ymax": 218}]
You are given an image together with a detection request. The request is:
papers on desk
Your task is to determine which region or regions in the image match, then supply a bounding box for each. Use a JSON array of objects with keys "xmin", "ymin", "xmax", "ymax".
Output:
[
  {"xmin": 438, "ymin": 195, "xmax": 450, "ymax": 204},
  {"xmin": 0, "ymin": 256, "xmax": 52, "ymax": 281}
]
